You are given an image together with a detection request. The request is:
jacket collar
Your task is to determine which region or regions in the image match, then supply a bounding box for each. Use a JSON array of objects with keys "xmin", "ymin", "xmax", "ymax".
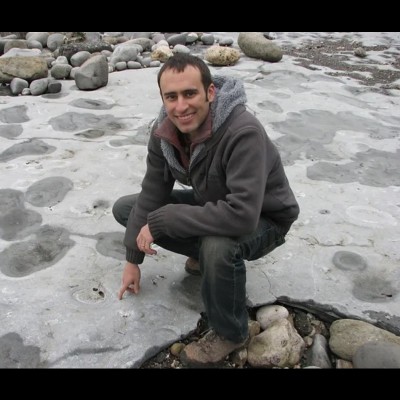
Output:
[{"xmin": 154, "ymin": 110, "xmax": 213, "ymax": 145}]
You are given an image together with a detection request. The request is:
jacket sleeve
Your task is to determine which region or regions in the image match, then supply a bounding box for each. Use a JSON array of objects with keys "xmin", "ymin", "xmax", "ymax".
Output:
[
  {"xmin": 123, "ymin": 132, "xmax": 175, "ymax": 264},
  {"xmin": 147, "ymin": 123, "xmax": 271, "ymax": 239}
]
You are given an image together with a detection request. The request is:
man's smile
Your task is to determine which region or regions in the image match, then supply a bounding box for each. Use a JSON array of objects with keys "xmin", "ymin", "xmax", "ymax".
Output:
[{"xmin": 176, "ymin": 113, "xmax": 195, "ymax": 121}]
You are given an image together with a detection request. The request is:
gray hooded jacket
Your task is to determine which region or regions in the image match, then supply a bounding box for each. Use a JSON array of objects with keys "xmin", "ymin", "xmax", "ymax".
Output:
[{"xmin": 124, "ymin": 75, "xmax": 299, "ymax": 264}]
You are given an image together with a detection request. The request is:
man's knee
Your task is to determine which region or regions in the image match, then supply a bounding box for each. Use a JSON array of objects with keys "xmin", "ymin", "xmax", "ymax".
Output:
[
  {"xmin": 112, "ymin": 194, "xmax": 138, "ymax": 227},
  {"xmin": 200, "ymin": 236, "xmax": 236, "ymax": 261},
  {"xmin": 112, "ymin": 200, "xmax": 123, "ymax": 226}
]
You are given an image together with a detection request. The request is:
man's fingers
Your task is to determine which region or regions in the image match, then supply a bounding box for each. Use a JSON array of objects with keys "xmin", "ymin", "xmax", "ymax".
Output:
[
  {"xmin": 144, "ymin": 249, "xmax": 157, "ymax": 255},
  {"xmin": 118, "ymin": 286, "xmax": 126, "ymax": 300},
  {"xmin": 137, "ymin": 238, "xmax": 155, "ymax": 253},
  {"xmin": 118, "ymin": 283, "xmax": 132, "ymax": 300},
  {"xmin": 119, "ymin": 284, "xmax": 139, "ymax": 299},
  {"xmin": 132, "ymin": 282, "xmax": 140, "ymax": 294}
]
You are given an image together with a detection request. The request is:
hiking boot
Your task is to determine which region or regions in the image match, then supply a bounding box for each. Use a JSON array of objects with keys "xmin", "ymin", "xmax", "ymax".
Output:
[
  {"xmin": 180, "ymin": 330, "xmax": 248, "ymax": 367},
  {"xmin": 184, "ymin": 257, "xmax": 201, "ymax": 276}
]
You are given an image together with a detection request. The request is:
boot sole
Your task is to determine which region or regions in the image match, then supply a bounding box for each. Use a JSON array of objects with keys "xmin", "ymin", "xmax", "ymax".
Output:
[{"xmin": 184, "ymin": 264, "xmax": 201, "ymax": 276}]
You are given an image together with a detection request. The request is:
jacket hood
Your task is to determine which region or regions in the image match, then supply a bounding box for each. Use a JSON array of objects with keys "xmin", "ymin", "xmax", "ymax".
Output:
[
  {"xmin": 156, "ymin": 74, "xmax": 247, "ymax": 132},
  {"xmin": 210, "ymin": 74, "xmax": 247, "ymax": 132}
]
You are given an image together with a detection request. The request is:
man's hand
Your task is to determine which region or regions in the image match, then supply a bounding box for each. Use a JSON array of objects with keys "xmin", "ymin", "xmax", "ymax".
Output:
[
  {"xmin": 136, "ymin": 224, "xmax": 157, "ymax": 255},
  {"xmin": 118, "ymin": 262, "xmax": 141, "ymax": 300}
]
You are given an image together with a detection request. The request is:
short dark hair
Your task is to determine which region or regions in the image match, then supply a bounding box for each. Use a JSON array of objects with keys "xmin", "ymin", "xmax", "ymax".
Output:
[{"xmin": 157, "ymin": 53, "xmax": 213, "ymax": 94}]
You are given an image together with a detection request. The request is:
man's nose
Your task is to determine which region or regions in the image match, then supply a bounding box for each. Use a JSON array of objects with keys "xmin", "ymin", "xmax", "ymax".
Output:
[{"xmin": 175, "ymin": 96, "xmax": 188, "ymax": 112}]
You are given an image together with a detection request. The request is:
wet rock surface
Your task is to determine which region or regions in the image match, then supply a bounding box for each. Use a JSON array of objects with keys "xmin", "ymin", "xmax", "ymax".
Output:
[
  {"xmin": 0, "ymin": 32, "xmax": 399, "ymax": 368},
  {"xmin": 141, "ymin": 35, "xmax": 400, "ymax": 369}
]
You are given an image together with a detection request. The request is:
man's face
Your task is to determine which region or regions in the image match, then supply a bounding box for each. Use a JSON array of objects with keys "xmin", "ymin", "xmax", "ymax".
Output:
[{"xmin": 159, "ymin": 65, "xmax": 215, "ymax": 137}]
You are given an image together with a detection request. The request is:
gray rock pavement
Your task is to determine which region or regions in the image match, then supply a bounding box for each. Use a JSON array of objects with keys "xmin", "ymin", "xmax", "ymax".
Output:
[{"xmin": 0, "ymin": 32, "xmax": 399, "ymax": 367}]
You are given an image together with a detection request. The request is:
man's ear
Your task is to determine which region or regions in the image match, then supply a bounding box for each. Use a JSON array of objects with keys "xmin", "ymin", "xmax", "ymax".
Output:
[{"xmin": 207, "ymin": 83, "xmax": 216, "ymax": 102}]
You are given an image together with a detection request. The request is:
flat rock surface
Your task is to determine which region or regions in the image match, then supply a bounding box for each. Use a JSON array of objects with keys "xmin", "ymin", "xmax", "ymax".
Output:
[{"xmin": 0, "ymin": 32, "xmax": 399, "ymax": 368}]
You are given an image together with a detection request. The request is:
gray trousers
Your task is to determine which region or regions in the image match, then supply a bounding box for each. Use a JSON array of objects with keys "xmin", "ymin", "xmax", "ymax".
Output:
[{"xmin": 112, "ymin": 190, "xmax": 286, "ymax": 343}]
